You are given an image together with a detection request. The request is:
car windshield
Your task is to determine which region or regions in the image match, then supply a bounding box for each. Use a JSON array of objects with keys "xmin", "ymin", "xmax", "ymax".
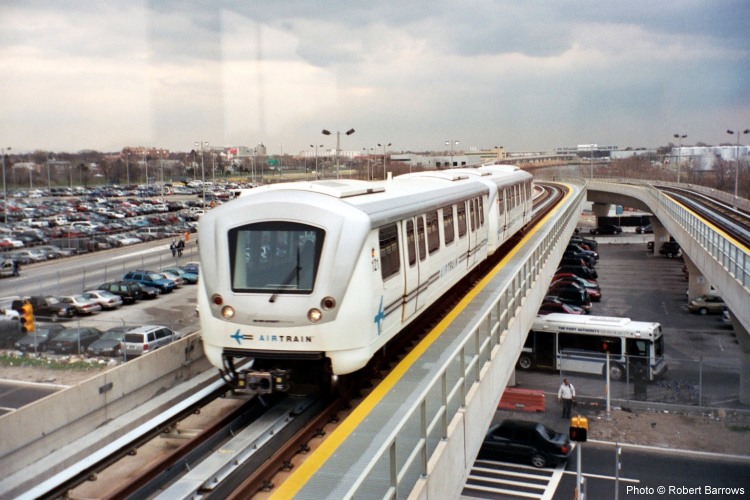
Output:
[
  {"xmin": 100, "ymin": 331, "xmax": 124, "ymax": 340},
  {"xmin": 229, "ymin": 222, "xmax": 324, "ymax": 294}
]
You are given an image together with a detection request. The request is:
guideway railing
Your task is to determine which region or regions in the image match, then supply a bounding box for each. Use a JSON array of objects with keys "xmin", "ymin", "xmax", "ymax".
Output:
[{"xmin": 345, "ymin": 180, "xmax": 586, "ymax": 498}]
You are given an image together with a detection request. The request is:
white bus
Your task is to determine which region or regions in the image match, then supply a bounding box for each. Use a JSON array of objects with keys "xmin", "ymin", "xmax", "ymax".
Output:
[{"xmin": 518, "ymin": 313, "xmax": 667, "ymax": 381}]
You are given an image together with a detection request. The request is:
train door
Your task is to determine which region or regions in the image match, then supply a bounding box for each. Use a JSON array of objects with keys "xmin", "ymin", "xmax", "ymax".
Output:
[
  {"xmin": 401, "ymin": 217, "xmax": 421, "ymax": 320},
  {"xmin": 467, "ymin": 198, "xmax": 481, "ymax": 268}
]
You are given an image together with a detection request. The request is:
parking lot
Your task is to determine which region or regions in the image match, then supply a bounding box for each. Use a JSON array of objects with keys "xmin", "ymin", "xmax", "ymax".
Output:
[{"xmin": 518, "ymin": 231, "xmax": 741, "ymax": 409}]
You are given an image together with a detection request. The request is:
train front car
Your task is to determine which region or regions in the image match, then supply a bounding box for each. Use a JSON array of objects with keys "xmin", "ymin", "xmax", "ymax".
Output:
[{"xmin": 198, "ymin": 180, "xmax": 379, "ymax": 394}]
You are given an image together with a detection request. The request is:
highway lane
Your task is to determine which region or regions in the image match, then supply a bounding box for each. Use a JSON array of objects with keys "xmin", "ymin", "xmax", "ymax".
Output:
[
  {"xmin": 0, "ymin": 237, "xmax": 200, "ymax": 301},
  {"xmin": 554, "ymin": 443, "xmax": 749, "ymax": 499}
]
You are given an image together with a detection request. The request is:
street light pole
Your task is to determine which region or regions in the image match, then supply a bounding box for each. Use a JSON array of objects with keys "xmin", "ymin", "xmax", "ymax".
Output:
[
  {"xmin": 2, "ymin": 147, "xmax": 9, "ymax": 224},
  {"xmin": 195, "ymin": 141, "xmax": 209, "ymax": 206},
  {"xmin": 322, "ymin": 128, "xmax": 355, "ymax": 179},
  {"xmin": 310, "ymin": 144, "xmax": 323, "ymax": 179},
  {"xmin": 378, "ymin": 142, "xmax": 391, "ymax": 180},
  {"xmin": 445, "ymin": 140, "xmax": 459, "ymax": 167},
  {"xmin": 727, "ymin": 128, "xmax": 749, "ymax": 203},
  {"xmin": 673, "ymin": 133, "xmax": 687, "ymax": 183}
]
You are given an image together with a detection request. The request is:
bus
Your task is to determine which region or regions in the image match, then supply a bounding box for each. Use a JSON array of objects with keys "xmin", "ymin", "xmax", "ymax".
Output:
[{"xmin": 518, "ymin": 313, "xmax": 667, "ymax": 381}]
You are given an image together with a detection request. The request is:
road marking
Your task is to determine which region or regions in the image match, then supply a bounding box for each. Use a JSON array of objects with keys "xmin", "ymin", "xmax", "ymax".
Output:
[
  {"xmin": 561, "ymin": 470, "xmax": 639, "ymax": 483},
  {"xmin": 110, "ymin": 247, "xmax": 164, "ymax": 260}
]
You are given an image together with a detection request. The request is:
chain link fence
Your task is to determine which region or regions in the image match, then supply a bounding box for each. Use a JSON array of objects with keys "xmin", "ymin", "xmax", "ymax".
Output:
[{"xmin": 561, "ymin": 353, "xmax": 741, "ymax": 410}]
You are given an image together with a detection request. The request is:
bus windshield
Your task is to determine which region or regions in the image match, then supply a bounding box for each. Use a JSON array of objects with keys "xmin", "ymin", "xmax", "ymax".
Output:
[{"xmin": 229, "ymin": 222, "xmax": 324, "ymax": 294}]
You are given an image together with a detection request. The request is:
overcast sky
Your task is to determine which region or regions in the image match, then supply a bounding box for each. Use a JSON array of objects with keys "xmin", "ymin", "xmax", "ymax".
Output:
[{"xmin": 1, "ymin": 1, "xmax": 748, "ymax": 155}]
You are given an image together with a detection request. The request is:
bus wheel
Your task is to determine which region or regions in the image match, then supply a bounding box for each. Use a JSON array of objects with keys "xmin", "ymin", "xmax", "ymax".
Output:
[
  {"xmin": 517, "ymin": 354, "xmax": 532, "ymax": 370},
  {"xmin": 605, "ymin": 364, "xmax": 624, "ymax": 381}
]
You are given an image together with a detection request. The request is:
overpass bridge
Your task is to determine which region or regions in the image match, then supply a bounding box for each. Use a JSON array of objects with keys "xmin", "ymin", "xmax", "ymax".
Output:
[{"xmin": 585, "ymin": 179, "xmax": 750, "ymax": 402}]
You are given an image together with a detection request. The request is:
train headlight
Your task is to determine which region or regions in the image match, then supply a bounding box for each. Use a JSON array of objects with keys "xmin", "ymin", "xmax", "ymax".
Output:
[
  {"xmin": 221, "ymin": 305, "xmax": 235, "ymax": 319},
  {"xmin": 307, "ymin": 308, "xmax": 323, "ymax": 323},
  {"xmin": 321, "ymin": 296, "xmax": 336, "ymax": 310}
]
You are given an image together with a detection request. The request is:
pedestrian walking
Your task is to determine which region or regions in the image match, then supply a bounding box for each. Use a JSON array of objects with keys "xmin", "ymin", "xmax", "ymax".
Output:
[
  {"xmin": 170, "ymin": 240, "xmax": 176, "ymax": 257},
  {"xmin": 177, "ymin": 238, "xmax": 185, "ymax": 257},
  {"xmin": 11, "ymin": 260, "xmax": 20, "ymax": 277},
  {"xmin": 557, "ymin": 378, "xmax": 575, "ymax": 418}
]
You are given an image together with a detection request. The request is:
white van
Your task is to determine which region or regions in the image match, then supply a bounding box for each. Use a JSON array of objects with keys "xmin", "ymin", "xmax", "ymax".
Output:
[{"xmin": 0, "ymin": 259, "xmax": 15, "ymax": 278}]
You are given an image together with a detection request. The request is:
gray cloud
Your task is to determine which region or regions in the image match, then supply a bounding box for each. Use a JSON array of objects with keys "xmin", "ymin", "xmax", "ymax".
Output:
[{"xmin": 0, "ymin": 0, "xmax": 747, "ymax": 154}]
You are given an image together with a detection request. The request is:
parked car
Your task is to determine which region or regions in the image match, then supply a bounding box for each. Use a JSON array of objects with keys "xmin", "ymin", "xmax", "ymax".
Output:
[
  {"xmin": 85, "ymin": 326, "xmax": 131, "ymax": 357},
  {"xmin": 95, "ymin": 281, "xmax": 143, "ymax": 304},
  {"xmin": 181, "ymin": 262, "xmax": 200, "ymax": 275},
  {"xmin": 48, "ymin": 327, "xmax": 102, "ymax": 354},
  {"xmin": 60, "ymin": 294, "xmax": 103, "ymax": 315},
  {"xmin": 26, "ymin": 296, "xmax": 77, "ymax": 321},
  {"xmin": 123, "ymin": 325, "xmax": 182, "ymax": 357},
  {"xmin": 687, "ymin": 294, "xmax": 726, "ymax": 315},
  {"xmin": 589, "ymin": 224, "xmax": 622, "ymax": 235},
  {"xmin": 659, "ymin": 241, "xmax": 681, "ymax": 258},
  {"xmin": 551, "ymin": 276, "xmax": 602, "ymax": 301},
  {"xmin": 566, "ymin": 243, "xmax": 598, "ymax": 261},
  {"xmin": 569, "ymin": 236, "xmax": 598, "ymax": 251},
  {"xmin": 161, "ymin": 267, "xmax": 199, "ymax": 284},
  {"xmin": 13, "ymin": 324, "xmax": 67, "ymax": 352},
  {"xmin": 560, "ymin": 255, "xmax": 592, "ymax": 268},
  {"xmin": 0, "ymin": 316, "xmax": 22, "ymax": 348},
  {"xmin": 537, "ymin": 299, "xmax": 586, "ymax": 315},
  {"xmin": 544, "ymin": 290, "xmax": 592, "ymax": 312},
  {"xmin": 82, "ymin": 290, "xmax": 124, "ymax": 310},
  {"xmin": 477, "ymin": 420, "xmax": 572, "ymax": 468},
  {"xmin": 156, "ymin": 271, "xmax": 185, "ymax": 287},
  {"xmin": 556, "ymin": 264, "xmax": 598, "ymax": 281},
  {"xmin": 121, "ymin": 280, "xmax": 161, "ymax": 299},
  {"xmin": 636, "ymin": 224, "xmax": 653, "ymax": 234},
  {"xmin": 122, "ymin": 270, "xmax": 176, "ymax": 293}
]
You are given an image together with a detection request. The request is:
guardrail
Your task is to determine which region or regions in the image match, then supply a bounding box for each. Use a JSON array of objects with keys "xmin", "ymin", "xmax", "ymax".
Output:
[{"xmin": 340, "ymin": 180, "xmax": 586, "ymax": 498}]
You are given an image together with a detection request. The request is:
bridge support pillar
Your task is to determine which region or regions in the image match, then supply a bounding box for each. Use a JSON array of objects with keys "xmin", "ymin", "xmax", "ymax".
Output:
[
  {"xmin": 591, "ymin": 202, "xmax": 610, "ymax": 220},
  {"xmin": 732, "ymin": 318, "xmax": 750, "ymax": 406},
  {"xmin": 652, "ymin": 218, "xmax": 670, "ymax": 252},
  {"xmin": 683, "ymin": 255, "xmax": 711, "ymax": 303}
]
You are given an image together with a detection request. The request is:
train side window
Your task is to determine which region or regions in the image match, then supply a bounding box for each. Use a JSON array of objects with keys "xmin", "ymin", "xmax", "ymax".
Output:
[
  {"xmin": 426, "ymin": 210, "xmax": 440, "ymax": 254},
  {"xmin": 379, "ymin": 224, "xmax": 400, "ymax": 280},
  {"xmin": 442, "ymin": 205, "xmax": 455, "ymax": 245},
  {"xmin": 478, "ymin": 197, "xmax": 484, "ymax": 227},
  {"xmin": 457, "ymin": 202, "xmax": 467, "ymax": 237},
  {"xmin": 417, "ymin": 216, "xmax": 426, "ymax": 261},
  {"xmin": 499, "ymin": 189, "xmax": 506, "ymax": 216},
  {"xmin": 406, "ymin": 220, "xmax": 416, "ymax": 267}
]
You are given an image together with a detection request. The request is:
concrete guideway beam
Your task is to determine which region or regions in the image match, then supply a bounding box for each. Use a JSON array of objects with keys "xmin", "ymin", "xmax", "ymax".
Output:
[{"xmin": 586, "ymin": 179, "xmax": 750, "ymax": 405}]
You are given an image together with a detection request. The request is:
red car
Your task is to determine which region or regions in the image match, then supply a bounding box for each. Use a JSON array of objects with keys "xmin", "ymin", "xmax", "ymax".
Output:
[
  {"xmin": 552, "ymin": 272, "xmax": 598, "ymax": 287},
  {"xmin": 551, "ymin": 277, "xmax": 602, "ymax": 302}
]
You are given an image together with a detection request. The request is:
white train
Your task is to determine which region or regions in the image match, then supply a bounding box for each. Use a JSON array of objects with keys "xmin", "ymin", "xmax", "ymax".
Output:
[{"xmin": 197, "ymin": 165, "xmax": 533, "ymax": 393}]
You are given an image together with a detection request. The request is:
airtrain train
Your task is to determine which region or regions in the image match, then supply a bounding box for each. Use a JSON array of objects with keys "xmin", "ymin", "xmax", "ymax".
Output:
[{"xmin": 197, "ymin": 165, "xmax": 534, "ymax": 393}]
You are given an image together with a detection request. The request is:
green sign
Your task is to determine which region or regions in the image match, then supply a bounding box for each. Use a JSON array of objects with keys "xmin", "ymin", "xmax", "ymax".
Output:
[{"xmin": 268, "ymin": 158, "xmax": 279, "ymax": 166}]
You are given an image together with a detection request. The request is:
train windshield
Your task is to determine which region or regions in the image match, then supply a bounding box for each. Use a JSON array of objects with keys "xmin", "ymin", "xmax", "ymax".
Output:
[{"xmin": 229, "ymin": 222, "xmax": 324, "ymax": 294}]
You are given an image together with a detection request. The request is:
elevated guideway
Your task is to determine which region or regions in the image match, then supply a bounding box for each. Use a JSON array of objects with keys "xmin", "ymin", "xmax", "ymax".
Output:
[
  {"xmin": 585, "ymin": 179, "xmax": 750, "ymax": 405},
  {"xmin": 273, "ymin": 181, "xmax": 586, "ymax": 499}
]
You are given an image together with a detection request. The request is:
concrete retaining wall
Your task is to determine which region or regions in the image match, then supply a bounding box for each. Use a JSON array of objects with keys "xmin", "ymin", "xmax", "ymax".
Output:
[{"xmin": 0, "ymin": 333, "xmax": 212, "ymax": 477}]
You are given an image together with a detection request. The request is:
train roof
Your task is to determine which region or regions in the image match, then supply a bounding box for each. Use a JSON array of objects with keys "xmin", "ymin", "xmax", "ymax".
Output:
[{"xmin": 225, "ymin": 168, "xmax": 531, "ymax": 228}]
